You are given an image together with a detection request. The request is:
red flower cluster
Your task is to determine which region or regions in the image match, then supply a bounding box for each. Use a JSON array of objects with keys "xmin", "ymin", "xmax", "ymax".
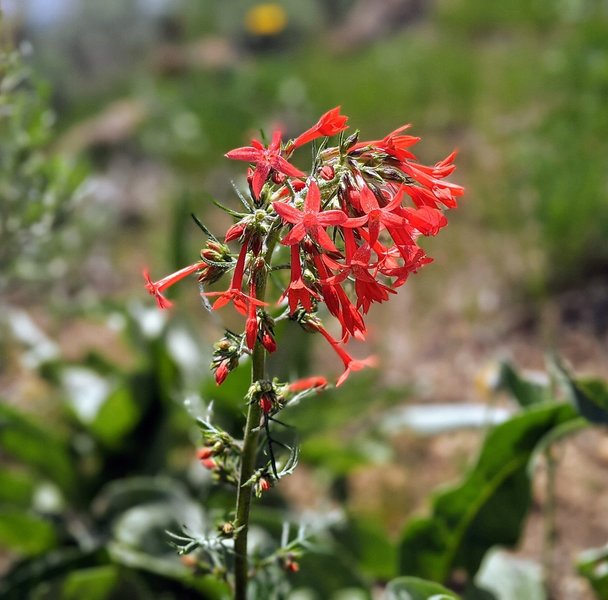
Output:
[{"xmin": 144, "ymin": 107, "xmax": 463, "ymax": 386}]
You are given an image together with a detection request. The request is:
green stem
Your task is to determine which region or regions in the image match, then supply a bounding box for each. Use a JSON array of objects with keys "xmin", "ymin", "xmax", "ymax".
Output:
[
  {"xmin": 233, "ymin": 343, "xmax": 264, "ymax": 600},
  {"xmin": 542, "ymin": 446, "xmax": 558, "ymax": 596},
  {"xmin": 233, "ymin": 231, "xmax": 280, "ymax": 600}
]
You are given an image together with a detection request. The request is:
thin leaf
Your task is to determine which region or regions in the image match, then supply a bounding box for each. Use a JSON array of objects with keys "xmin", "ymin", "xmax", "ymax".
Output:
[{"xmin": 190, "ymin": 213, "xmax": 219, "ymax": 242}]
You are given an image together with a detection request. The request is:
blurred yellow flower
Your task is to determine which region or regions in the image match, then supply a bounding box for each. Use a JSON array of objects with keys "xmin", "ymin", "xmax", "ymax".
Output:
[{"xmin": 244, "ymin": 3, "xmax": 288, "ymax": 36}]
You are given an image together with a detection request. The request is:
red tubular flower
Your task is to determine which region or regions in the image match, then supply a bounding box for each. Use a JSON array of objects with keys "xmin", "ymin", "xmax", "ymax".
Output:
[
  {"xmin": 225, "ymin": 130, "xmax": 305, "ymax": 198},
  {"xmin": 349, "ymin": 123, "xmax": 420, "ymax": 159},
  {"xmin": 143, "ymin": 262, "xmax": 203, "ymax": 309},
  {"xmin": 401, "ymin": 205, "xmax": 448, "ymax": 236},
  {"xmin": 245, "ymin": 297, "xmax": 258, "ymax": 350},
  {"xmin": 290, "ymin": 106, "xmax": 349, "ymax": 150},
  {"xmin": 273, "ymin": 180, "xmax": 347, "ymax": 252},
  {"xmin": 203, "ymin": 241, "xmax": 268, "ymax": 315},
  {"xmin": 288, "ymin": 376, "xmax": 328, "ymax": 392},
  {"xmin": 312, "ymin": 322, "xmax": 376, "ymax": 386},
  {"xmin": 280, "ymin": 245, "xmax": 319, "ymax": 314}
]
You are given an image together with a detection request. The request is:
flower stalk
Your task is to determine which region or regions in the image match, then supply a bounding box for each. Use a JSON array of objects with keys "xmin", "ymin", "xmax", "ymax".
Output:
[{"xmin": 143, "ymin": 106, "xmax": 463, "ymax": 595}]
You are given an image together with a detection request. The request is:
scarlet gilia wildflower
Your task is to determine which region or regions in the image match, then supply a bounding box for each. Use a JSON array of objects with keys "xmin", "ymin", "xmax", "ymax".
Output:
[
  {"xmin": 145, "ymin": 109, "xmax": 462, "ymax": 387},
  {"xmin": 287, "ymin": 376, "xmax": 328, "ymax": 392},
  {"xmin": 289, "ymin": 106, "xmax": 349, "ymax": 150},
  {"xmin": 145, "ymin": 109, "xmax": 462, "ymax": 588},
  {"xmin": 144, "ymin": 263, "xmax": 202, "ymax": 309},
  {"xmin": 225, "ymin": 129, "xmax": 304, "ymax": 199}
]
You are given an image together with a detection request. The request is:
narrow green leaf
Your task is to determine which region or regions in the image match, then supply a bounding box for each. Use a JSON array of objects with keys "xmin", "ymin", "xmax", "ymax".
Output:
[
  {"xmin": 0, "ymin": 507, "xmax": 57, "ymax": 556},
  {"xmin": 399, "ymin": 403, "xmax": 577, "ymax": 583},
  {"xmin": 386, "ymin": 576, "xmax": 460, "ymax": 600}
]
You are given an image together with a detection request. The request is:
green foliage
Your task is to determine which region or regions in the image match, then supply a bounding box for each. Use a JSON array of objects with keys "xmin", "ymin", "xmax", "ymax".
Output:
[
  {"xmin": 0, "ymin": 508, "xmax": 57, "ymax": 556},
  {"xmin": 552, "ymin": 357, "xmax": 608, "ymax": 425},
  {"xmin": 578, "ymin": 545, "xmax": 608, "ymax": 599},
  {"xmin": 385, "ymin": 576, "xmax": 460, "ymax": 600},
  {"xmin": 0, "ymin": 402, "xmax": 76, "ymax": 494},
  {"xmin": 0, "ymin": 310, "xmax": 228, "ymax": 599},
  {"xmin": 498, "ymin": 361, "xmax": 548, "ymax": 407},
  {"xmin": 398, "ymin": 402, "xmax": 578, "ymax": 583},
  {"xmin": 0, "ymin": 44, "xmax": 89, "ymax": 294}
]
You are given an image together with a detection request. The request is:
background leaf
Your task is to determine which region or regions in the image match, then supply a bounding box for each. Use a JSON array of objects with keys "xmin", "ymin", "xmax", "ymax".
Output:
[
  {"xmin": 398, "ymin": 403, "xmax": 577, "ymax": 583},
  {"xmin": 0, "ymin": 403, "xmax": 75, "ymax": 493},
  {"xmin": 385, "ymin": 576, "xmax": 460, "ymax": 600},
  {"xmin": 498, "ymin": 362, "xmax": 548, "ymax": 407},
  {"xmin": 577, "ymin": 545, "xmax": 608, "ymax": 600},
  {"xmin": 0, "ymin": 508, "xmax": 57, "ymax": 556}
]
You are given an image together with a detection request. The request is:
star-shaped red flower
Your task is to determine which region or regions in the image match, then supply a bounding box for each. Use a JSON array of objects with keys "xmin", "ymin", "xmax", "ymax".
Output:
[
  {"xmin": 225, "ymin": 130, "xmax": 305, "ymax": 198},
  {"xmin": 273, "ymin": 180, "xmax": 347, "ymax": 252}
]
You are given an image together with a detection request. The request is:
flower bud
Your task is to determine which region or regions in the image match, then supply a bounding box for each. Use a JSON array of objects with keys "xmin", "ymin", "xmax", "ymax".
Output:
[
  {"xmin": 225, "ymin": 222, "xmax": 247, "ymax": 243},
  {"xmin": 261, "ymin": 331, "xmax": 276, "ymax": 353},
  {"xmin": 196, "ymin": 447, "xmax": 213, "ymax": 460},
  {"xmin": 271, "ymin": 171, "xmax": 286, "ymax": 184},
  {"xmin": 215, "ymin": 360, "xmax": 230, "ymax": 385},
  {"xmin": 200, "ymin": 457, "xmax": 217, "ymax": 470},
  {"xmin": 259, "ymin": 394, "xmax": 273, "ymax": 413},
  {"xmin": 319, "ymin": 165, "xmax": 335, "ymax": 181}
]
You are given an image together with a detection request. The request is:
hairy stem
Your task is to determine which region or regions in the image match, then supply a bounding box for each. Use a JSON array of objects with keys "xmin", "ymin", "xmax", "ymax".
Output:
[
  {"xmin": 233, "ymin": 342, "xmax": 264, "ymax": 599},
  {"xmin": 233, "ymin": 232, "xmax": 280, "ymax": 599}
]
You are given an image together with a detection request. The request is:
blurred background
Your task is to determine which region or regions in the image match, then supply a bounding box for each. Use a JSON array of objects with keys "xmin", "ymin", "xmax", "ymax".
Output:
[{"xmin": 1, "ymin": 1, "xmax": 607, "ymax": 598}]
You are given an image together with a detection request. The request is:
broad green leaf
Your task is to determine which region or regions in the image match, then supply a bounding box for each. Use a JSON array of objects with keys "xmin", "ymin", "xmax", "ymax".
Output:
[
  {"xmin": 385, "ymin": 576, "xmax": 460, "ymax": 600},
  {"xmin": 61, "ymin": 566, "xmax": 119, "ymax": 600},
  {"xmin": 399, "ymin": 403, "xmax": 577, "ymax": 583},
  {"xmin": 0, "ymin": 468, "xmax": 35, "ymax": 505},
  {"xmin": 301, "ymin": 436, "xmax": 370, "ymax": 475},
  {"xmin": 0, "ymin": 508, "xmax": 56, "ymax": 556},
  {"xmin": 0, "ymin": 403, "xmax": 75, "ymax": 493},
  {"xmin": 90, "ymin": 386, "xmax": 140, "ymax": 448},
  {"xmin": 577, "ymin": 545, "xmax": 608, "ymax": 599},
  {"xmin": 498, "ymin": 362, "xmax": 548, "ymax": 407},
  {"xmin": 333, "ymin": 517, "xmax": 397, "ymax": 580}
]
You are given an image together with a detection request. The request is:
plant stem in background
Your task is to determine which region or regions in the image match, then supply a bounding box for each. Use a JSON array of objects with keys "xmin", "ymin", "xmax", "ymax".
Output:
[{"xmin": 542, "ymin": 446, "xmax": 558, "ymax": 596}]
